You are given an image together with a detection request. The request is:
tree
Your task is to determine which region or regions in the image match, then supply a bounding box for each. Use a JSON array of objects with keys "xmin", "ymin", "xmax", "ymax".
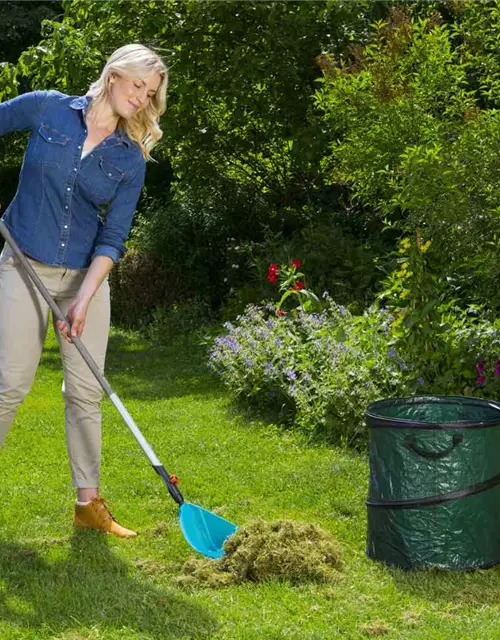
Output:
[{"xmin": 0, "ymin": 2, "xmax": 63, "ymax": 65}]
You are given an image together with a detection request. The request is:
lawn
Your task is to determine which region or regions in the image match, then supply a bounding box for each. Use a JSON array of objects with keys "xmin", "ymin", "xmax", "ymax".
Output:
[{"xmin": 0, "ymin": 326, "xmax": 500, "ymax": 639}]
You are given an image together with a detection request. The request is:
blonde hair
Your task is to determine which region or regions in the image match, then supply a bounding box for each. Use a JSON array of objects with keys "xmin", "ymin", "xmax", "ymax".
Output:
[{"xmin": 87, "ymin": 44, "xmax": 168, "ymax": 161}]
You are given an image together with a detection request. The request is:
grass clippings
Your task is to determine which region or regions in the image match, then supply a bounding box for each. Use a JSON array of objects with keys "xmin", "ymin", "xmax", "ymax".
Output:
[
  {"xmin": 176, "ymin": 519, "xmax": 342, "ymax": 590},
  {"xmin": 362, "ymin": 621, "xmax": 391, "ymax": 636}
]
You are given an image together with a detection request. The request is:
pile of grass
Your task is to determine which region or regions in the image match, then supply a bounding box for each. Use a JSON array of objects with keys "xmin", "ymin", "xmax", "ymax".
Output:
[{"xmin": 176, "ymin": 519, "xmax": 342, "ymax": 589}]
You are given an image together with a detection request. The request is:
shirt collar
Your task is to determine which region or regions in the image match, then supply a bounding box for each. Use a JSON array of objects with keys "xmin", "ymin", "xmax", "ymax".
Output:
[
  {"xmin": 69, "ymin": 95, "xmax": 131, "ymax": 148},
  {"xmin": 69, "ymin": 95, "xmax": 92, "ymax": 115}
]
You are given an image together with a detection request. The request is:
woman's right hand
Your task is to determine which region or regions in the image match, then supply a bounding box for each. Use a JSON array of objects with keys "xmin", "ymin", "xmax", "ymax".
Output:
[{"xmin": 57, "ymin": 296, "xmax": 90, "ymax": 343}]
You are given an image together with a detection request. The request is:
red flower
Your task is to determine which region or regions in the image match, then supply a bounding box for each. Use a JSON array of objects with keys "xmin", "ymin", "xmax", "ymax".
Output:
[
  {"xmin": 267, "ymin": 263, "xmax": 279, "ymax": 283},
  {"xmin": 276, "ymin": 309, "xmax": 286, "ymax": 317},
  {"xmin": 291, "ymin": 258, "xmax": 302, "ymax": 269},
  {"xmin": 292, "ymin": 280, "xmax": 305, "ymax": 291}
]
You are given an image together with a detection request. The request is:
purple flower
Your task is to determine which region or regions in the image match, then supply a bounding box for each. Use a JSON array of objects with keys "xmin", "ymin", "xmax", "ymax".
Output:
[
  {"xmin": 417, "ymin": 377, "xmax": 425, "ymax": 385},
  {"xmin": 495, "ymin": 359, "xmax": 500, "ymax": 376},
  {"xmin": 388, "ymin": 348, "xmax": 396, "ymax": 359},
  {"xmin": 275, "ymin": 338, "xmax": 282, "ymax": 346},
  {"xmin": 227, "ymin": 338, "xmax": 241, "ymax": 353},
  {"xmin": 286, "ymin": 370, "xmax": 297, "ymax": 380},
  {"xmin": 476, "ymin": 360, "xmax": 485, "ymax": 374},
  {"xmin": 476, "ymin": 375, "xmax": 485, "ymax": 386}
]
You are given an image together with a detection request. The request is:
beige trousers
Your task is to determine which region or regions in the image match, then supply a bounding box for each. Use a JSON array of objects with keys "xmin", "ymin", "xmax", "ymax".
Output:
[{"xmin": 0, "ymin": 244, "xmax": 110, "ymax": 488}]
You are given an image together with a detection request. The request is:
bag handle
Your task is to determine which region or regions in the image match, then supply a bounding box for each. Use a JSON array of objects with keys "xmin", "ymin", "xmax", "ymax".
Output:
[{"xmin": 406, "ymin": 433, "xmax": 463, "ymax": 459}]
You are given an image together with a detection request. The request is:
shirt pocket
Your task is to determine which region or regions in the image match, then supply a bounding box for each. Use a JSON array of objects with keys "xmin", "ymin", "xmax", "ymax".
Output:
[
  {"xmin": 86, "ymin": 158, "xmax": 125, "ymax": 203},
  {"xmin": 33, "ymin": 124, "xmax": 71, "ymax": 166}
]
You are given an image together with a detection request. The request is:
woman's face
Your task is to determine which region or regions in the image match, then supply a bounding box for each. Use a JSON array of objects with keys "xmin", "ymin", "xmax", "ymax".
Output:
[{"xmin": 108, "ymin": 70, "xmax": 162, "ymax": 119}]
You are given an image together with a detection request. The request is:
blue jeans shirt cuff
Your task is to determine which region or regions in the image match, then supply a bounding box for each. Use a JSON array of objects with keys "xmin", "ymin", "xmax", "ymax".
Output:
[{"xmin": 91, "ymin": 244, "xmax": 121, "ymax": 264}]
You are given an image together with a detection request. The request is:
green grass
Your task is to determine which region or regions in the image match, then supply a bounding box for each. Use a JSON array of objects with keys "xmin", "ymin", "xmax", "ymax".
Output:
[{"xmin": 1, "ymin": 326, "xmax": 500, "ymax": 639}]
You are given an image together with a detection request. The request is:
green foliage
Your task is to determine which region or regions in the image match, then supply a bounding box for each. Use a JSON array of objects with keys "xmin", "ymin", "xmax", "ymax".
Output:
[
  {"xmin": 109, "ymin": 248, "xmax": 186, "ymax": 327},
  {"xmin": 316, "ymin": 8, "xmax": 473, "ymax": 217},
  {"xmin": 450, "ymin": 0, "xmax": 500, "ymax": 110},
  {"xmin": 208, "ymin": 299, "xmax": 414, "ymax": 446},
  {"xmin": 146, "ymin": 296, "xmax": 216, "ymax": 346},
  {"xmin": 0, "ymin": 1, "xmax": 62, "ymax": 64},
  {"xmin": 315, "ymin": 3, "xmax": 500, "ymax": 307},
  {"xmin": 0, "ymin": 62, "xmax": 18, "ymax": 102},
  {"xmin": 17, "ymin": 17, "xmax": 105, "ymax": 94},
  {"xmin": 378, "ymin": 235, "xmax": 500, "ymax": 396},
  {"xmin": 129, "ymin": 189, "xmax": 256, "ymax": 308},
  {"xmin": 220, "ymin": 220, "xmax": 388, "ymax": 321}
]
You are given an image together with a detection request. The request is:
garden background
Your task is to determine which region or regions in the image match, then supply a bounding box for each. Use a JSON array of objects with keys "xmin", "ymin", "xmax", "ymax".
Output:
[{"xmin": 2, "ymin": 1, "xmax": 500, "ymax": 638}]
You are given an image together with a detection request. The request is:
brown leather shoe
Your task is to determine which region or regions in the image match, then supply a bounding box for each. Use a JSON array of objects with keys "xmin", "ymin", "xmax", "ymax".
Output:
[{"xmin": 74, "ymin": 497, "xmax": 137, "ymax": 538}]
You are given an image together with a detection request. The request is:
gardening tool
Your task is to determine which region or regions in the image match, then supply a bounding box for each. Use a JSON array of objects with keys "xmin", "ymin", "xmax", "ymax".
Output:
[{"xmin": 0, "ymin": 218, "xmax": 237, "ymax": 559}]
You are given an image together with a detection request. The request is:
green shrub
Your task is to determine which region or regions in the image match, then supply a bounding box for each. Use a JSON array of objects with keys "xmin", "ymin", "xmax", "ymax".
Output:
[
  {"xmin": 315, "ymin": 5, "xmax": 500, "ymax": 311},
  {"xmin": 209, "ymin": 246, "xmax": 500, "ymax": 445},
  {"xmin": 109, "ymin": 249, "xmax": 186, "ymax": 327},
  {"xmin": 377, "ymin": 235, "xmax": 500, "ymax": 397},
  {"xmin": 208, "ymin": 298, "xmax": 415, "ymax": 446},
  {"xmin": 146, "ymin": 295, "xmax": 216, "ymax": 346}
]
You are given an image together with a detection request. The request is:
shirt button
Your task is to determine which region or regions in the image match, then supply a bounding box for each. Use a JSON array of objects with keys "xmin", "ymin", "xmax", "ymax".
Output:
[
  {"xmin": 61, "ymin": 243, "xmax": 65, "ymax": 247},
  {"xmin": 65, "ymin": 206, "xmax": 68, "ymax": 210},
  {"xmin": 67, "ymin": 188, "xmax": 71, "ymax": 192},
  {"xmin": 74, "ymin": 168, "xmax": 77, "ymax": 172},
  {"xmin": 64, "ymin": 225, "xmax": 68, "ymax": 229},
  {"xmin": 78, "ymin": 145, "xmax": 81, "ymax": 149}
]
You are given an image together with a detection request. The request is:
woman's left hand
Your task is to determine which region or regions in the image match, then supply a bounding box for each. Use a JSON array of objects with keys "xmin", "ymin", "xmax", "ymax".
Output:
[{"xmin": 56, "ymin": 296, "xmax": 90, "ymax": 343}]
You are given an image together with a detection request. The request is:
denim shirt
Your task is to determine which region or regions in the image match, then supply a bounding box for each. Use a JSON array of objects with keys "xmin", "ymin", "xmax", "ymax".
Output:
[{"xmin": 0, "ymin": 90, "xmax": 146, "ymax": 268}]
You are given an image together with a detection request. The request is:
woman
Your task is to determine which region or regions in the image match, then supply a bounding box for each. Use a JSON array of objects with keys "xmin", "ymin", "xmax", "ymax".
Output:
[{"xmin": 0, "ymin": 44, "xmax": 167, "ymax": 537}]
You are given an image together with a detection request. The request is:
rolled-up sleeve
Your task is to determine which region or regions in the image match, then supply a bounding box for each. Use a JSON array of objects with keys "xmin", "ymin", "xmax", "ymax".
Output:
[
  {"xmin": 92, "ymin": 157, "xmax": 146, "ymax": 263},
  {"xmin": 0, "ymin": 90, "xmax": 47, "ymax": 135}
]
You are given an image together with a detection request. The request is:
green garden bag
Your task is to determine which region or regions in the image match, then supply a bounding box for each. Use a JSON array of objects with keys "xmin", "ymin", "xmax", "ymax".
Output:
[{"xmin": 365, "ymin": 396, "xmax": 500, "ymax": 570}]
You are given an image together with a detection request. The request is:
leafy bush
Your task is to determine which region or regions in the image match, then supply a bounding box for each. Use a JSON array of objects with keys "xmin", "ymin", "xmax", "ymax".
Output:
[
  {"xmin": 146, "ymin": 295, "xmax": 216, "ymax": 346},
  {"xmin": 109, "ymin": 249, "xmax": 186, "ymax": 327},
  {"xmin": 208, "ymin": 297, "xmax": 415, "ymax": 446},
  {"xmin": 209, "ymin": 247, "xmax": 500, "ymax": 445},
  {"xmin": 209, "ymin": 294, "xmax": 500, "ymax": 444},
  {"xmin": 315, "ymin": 5, "xmax": 500, "ymax": 310},
  {"xmin": 377, "ymin": 235, "xmax": 500, "ymax": 396}
]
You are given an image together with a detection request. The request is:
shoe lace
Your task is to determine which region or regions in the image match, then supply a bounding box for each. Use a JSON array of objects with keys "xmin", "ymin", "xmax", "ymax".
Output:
[{"xmin": 94, "ymin": 497, "xmax": 117, "ymax": 523}]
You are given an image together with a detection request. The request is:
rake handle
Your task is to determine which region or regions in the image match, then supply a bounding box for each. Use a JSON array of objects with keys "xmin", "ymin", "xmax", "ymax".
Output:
[{"xmin": 0, "ymin": 218, "xmax": 184, "ymax": 505}]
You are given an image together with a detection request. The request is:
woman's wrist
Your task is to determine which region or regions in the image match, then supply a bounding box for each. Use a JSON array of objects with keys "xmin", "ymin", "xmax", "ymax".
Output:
[{"xmin": 75, "ymin": 291, "xmax": 93, "ymax": 306}]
